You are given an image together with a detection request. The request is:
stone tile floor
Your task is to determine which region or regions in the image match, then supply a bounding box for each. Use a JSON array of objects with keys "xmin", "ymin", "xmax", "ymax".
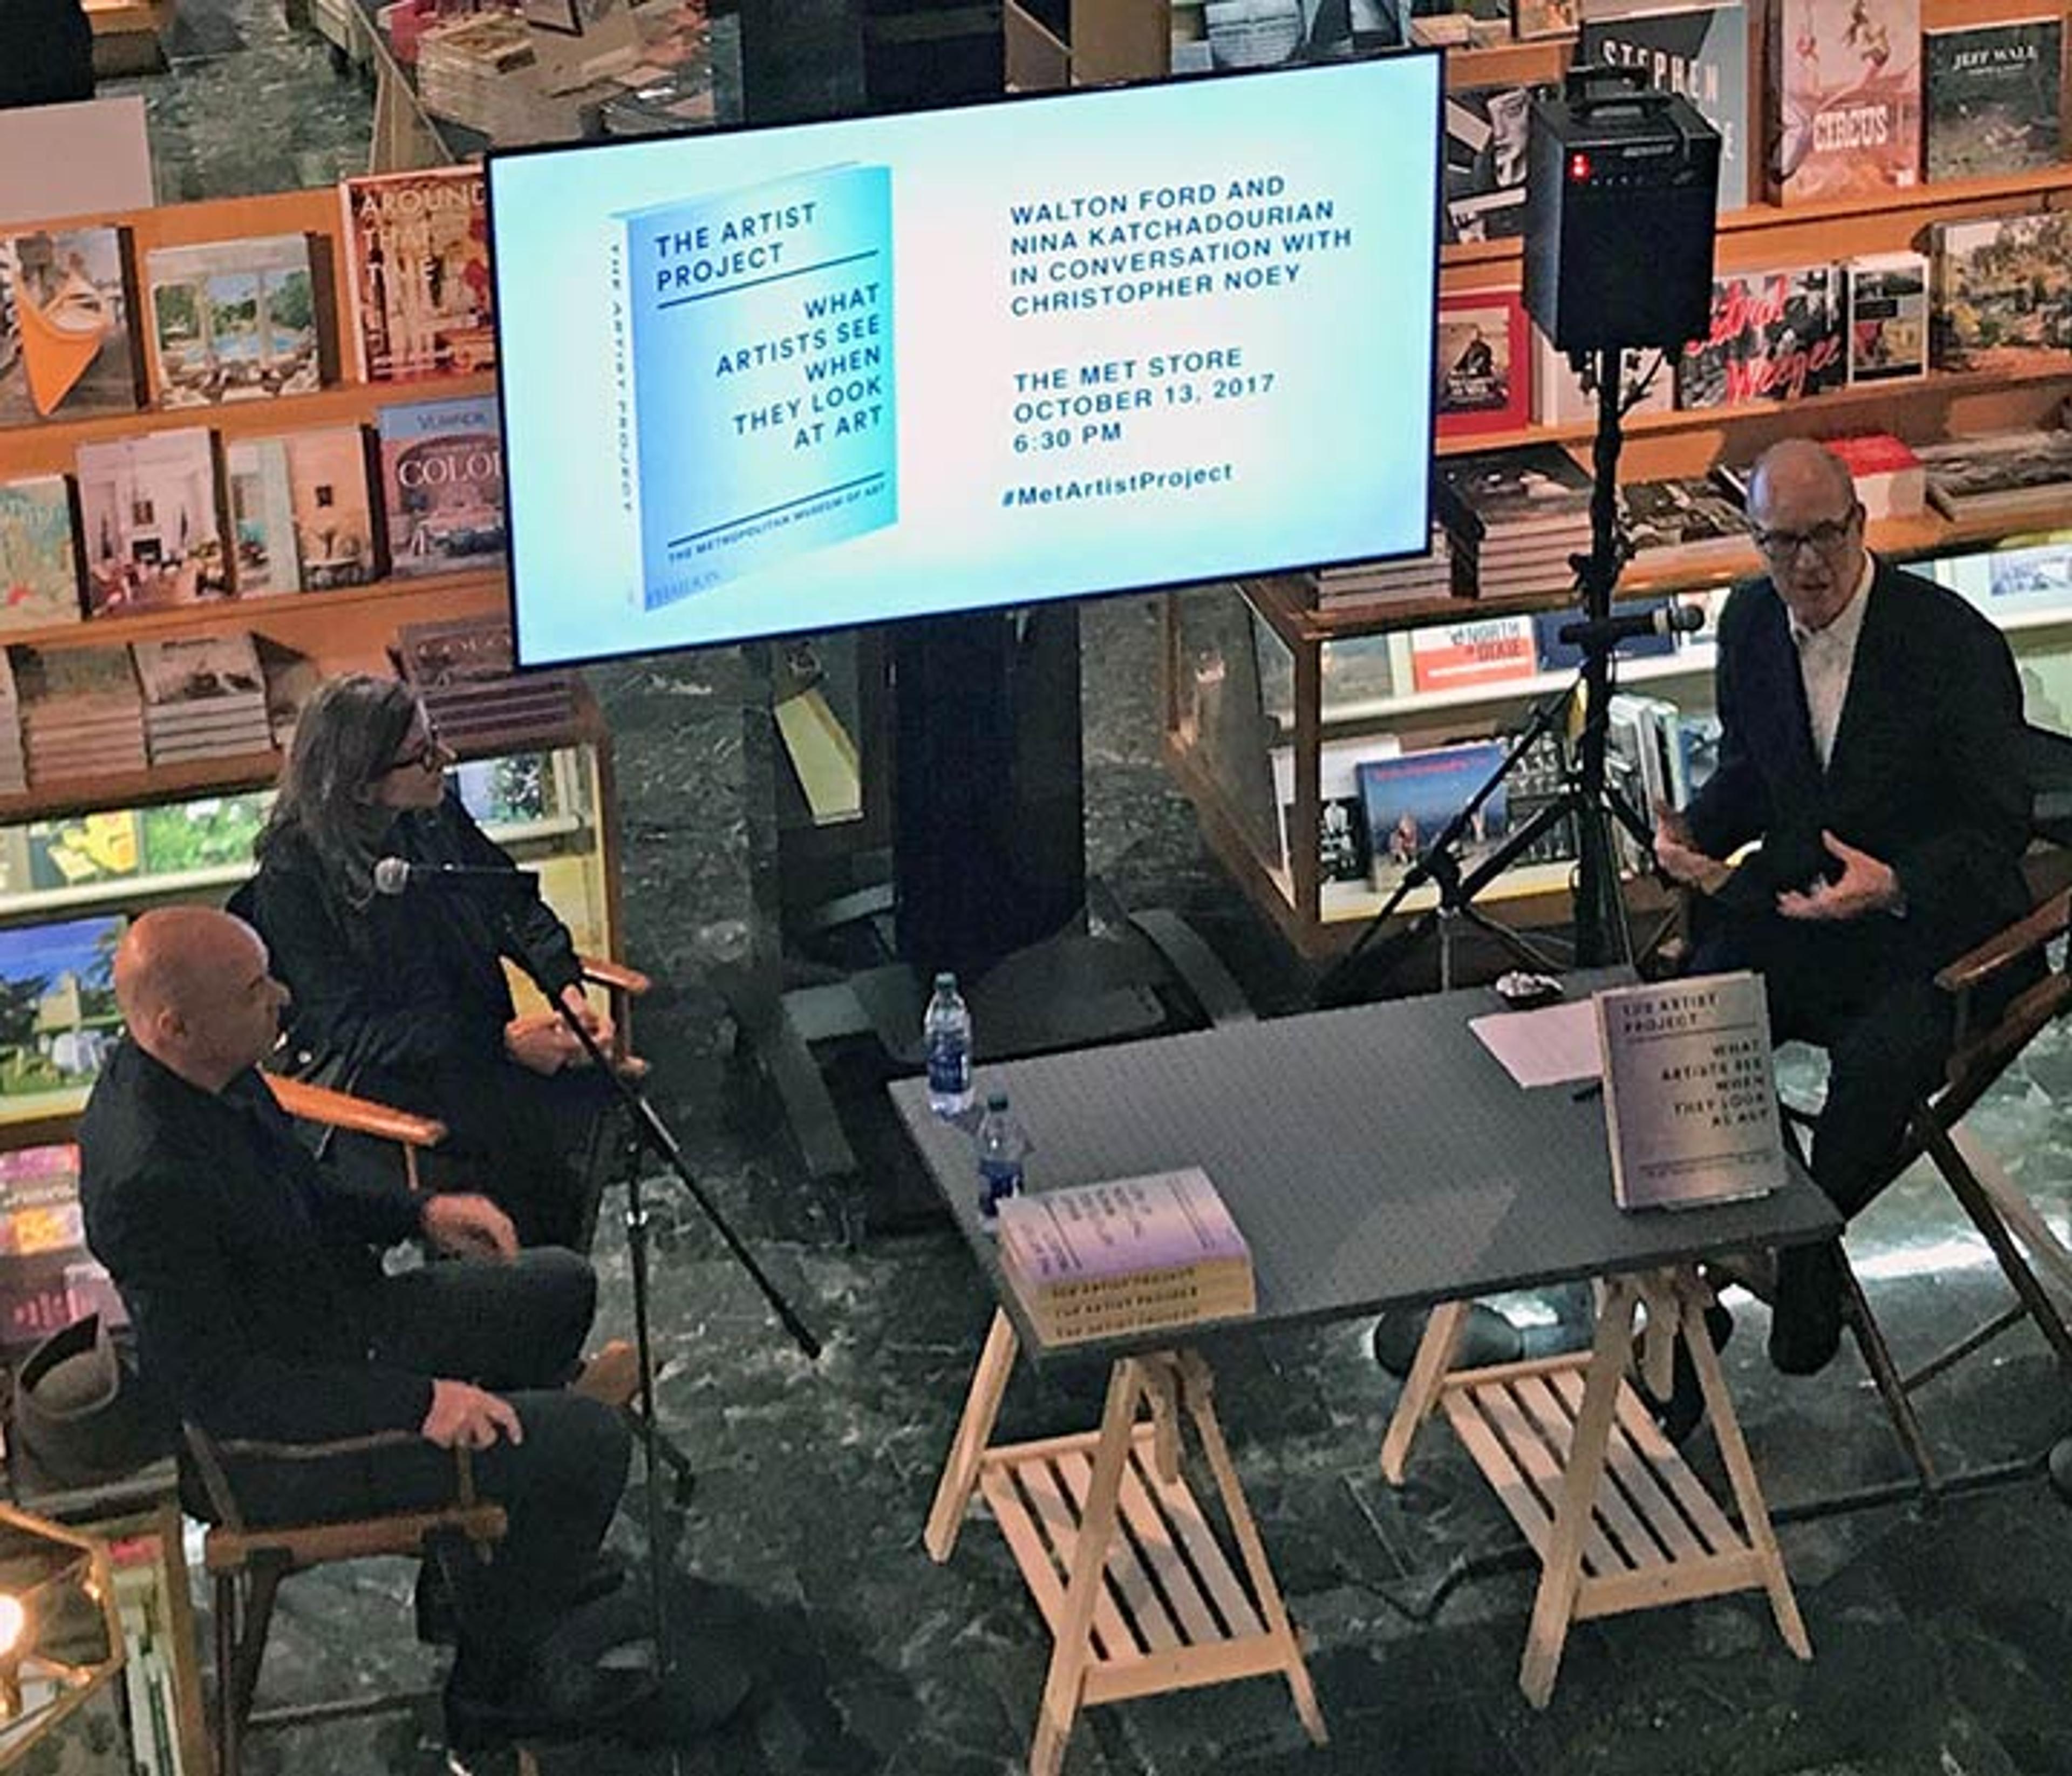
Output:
[{"xmin": 62, "ymin": 14, "xmax": 2072, "ymax": 1770}]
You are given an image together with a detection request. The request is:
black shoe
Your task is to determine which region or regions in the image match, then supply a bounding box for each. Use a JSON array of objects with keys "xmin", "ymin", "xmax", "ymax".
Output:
[
  {"xmin": 1633, "ymin": 1303, "xmax": 1733, "ymax": 1446},
  {"xmin": 420, "ymin": 1553, "xmax": 628, "ymax": 1648},
  {"xmin": 445, "ymin": 1662, "xmax": 660, "ymax": 1757},
  {"xmin": 1769, "ymin": 1241, "xmax": 1845, "ymax": 1377}
]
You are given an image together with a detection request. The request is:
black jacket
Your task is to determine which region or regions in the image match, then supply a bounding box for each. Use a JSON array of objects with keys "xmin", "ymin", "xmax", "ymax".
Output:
[
  {"xmin": 79, "ymin": 1039, "xmax": 432, "ymax": 1442},
  {"xmin": 246, "ymin": 790, "xmax": 582, "ymax": 1097},
  {"xmin": 1686, "ymin": 560, "xmax": 2033, "ymax": 968}
]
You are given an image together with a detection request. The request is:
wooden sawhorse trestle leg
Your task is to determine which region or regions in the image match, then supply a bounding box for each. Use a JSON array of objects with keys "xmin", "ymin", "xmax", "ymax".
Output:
[
  {"xmin": 1379, "ymin": 1268, "xmax": 1811, "ymax": 1706},
  {"xmin": 926, "ymin": 1310, "xmax": 1327, "ymax": 1776}
]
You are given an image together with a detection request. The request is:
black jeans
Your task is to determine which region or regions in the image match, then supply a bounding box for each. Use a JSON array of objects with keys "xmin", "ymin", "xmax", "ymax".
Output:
[{"xmin": 223, "ymin": 1248, "xmax": 630, "ymax": 1669}]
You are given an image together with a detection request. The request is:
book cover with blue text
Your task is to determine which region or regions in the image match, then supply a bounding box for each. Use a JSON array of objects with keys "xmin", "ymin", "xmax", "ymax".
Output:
[{"xmin": 616, "ymin": 163, "xmax": 897, "ymax": 610}]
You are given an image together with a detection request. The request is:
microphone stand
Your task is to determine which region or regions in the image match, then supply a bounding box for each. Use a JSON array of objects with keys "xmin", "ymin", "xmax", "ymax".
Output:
[{"xmin": 448, "ymin": 870, "xmax": 823, "ymax": 1693}]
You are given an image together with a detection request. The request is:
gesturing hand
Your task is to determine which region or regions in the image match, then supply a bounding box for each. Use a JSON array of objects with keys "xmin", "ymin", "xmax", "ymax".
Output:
[
  {"xmin": 1652, "ymin": 800, "xmax": 1732, "ymax": 896},
  {"xmin": 1775, "ymin": 830, "xmax": 1900, "ymax": 922},
  {"xmin": 420, "ymin": 1193, "xmax": 518, "ymax": 1262},
  {"xmin": 421, "ymin": 1379, "xmax": 522, "ymax": 1451}
]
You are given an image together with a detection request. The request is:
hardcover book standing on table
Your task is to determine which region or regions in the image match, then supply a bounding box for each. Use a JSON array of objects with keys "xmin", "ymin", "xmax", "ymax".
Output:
[
  {"xmin": 1593, "ymin": 971, "xmax": 1788, "ymax": 1210},
  {"xmin": 1766, "ymin": 0, "xmax": 1921, "ymax": 204},
  {"xmin": 614, "ymin": 164, "xmax": 898, "ymax": 611},
  {"xmin": 0, "ymin": 226, "xmax": 145, "ymax": 426}
]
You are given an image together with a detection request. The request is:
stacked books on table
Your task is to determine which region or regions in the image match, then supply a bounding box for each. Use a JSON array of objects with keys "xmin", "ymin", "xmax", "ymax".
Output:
[
  {"xmin": 995, "ymin": 1166, "xmax": 1256, "ymax": 1347},
  {"xmin": 415, "ymin": 12, "xmax": 548, "ymax": 141},
  {"xmin": 13, "ymin": 643, "xmax": 146, "ymax": 785},
  {"xmin": 133, "ymin": 632, "xmax": 272, "ymax": 766},
  {"xmin": 1306, "ymin": 528, "xmax": 1456, "ymax": 611},
  {"xmin": 1435, "ymin": 445, "xmax": 1592, "ymax": 597},
  {"xmin": 395, "ymin": 614, "xmax": 578, "ymax": 752}
]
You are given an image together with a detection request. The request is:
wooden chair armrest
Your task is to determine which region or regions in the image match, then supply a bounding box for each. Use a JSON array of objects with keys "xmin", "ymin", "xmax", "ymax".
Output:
[
  {"xmin": 262, "ymin": 1074, "xmax": 448, "ymax": 1151},
  {"xmin": 185, "ymin": 1421, "xmax": 488, "ymax": 1539},
  {"xmin": 579, "ymin": 955, "xmax": 651, "ymax": 996},
  {"xmin": 1934, "ymin": 889, "xmax": 2072, "ymax": 997}
]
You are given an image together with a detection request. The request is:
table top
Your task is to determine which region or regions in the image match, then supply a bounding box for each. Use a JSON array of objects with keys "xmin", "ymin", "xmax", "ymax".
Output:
[{"xmin": 889, "ymin": 979, "xmax": 1841, "ymax": 1364}]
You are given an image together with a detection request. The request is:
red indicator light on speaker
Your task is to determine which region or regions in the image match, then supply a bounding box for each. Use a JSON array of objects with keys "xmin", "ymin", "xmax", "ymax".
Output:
[{"xmin": 1568, "ymin": 152, "xmax": 1592, "ymax": 182}]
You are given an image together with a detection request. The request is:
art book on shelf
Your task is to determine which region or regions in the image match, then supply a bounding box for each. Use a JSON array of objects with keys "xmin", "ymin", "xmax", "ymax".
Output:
[
  {"xmin": 1765, "ymin": 0, "xmax": 1921, "ymax": 205},
  {"xmin": 1913, "ymin": 430, "xmax": 2072, "ymax": 521},
  {"xmin": 1617, "ymin": 476, "xmax": 1751, "ymax": 566},
  {"xmin": 0, "ymin": 475, "xmax": 85, "ymax": 631},
  {"xmin": 1923, "ymin": 17, "xmax": 2062, "ymax": 183},
  {"xmin": 377, "ymin": 395, "xmax": 505, "ymax": 579},
  {"xmin": 614, "ymin": 165, "xmax": 897, "ymax": 611},
  {"xmin": 1442, "ymin": 85, "xmax": 1541, "ymax": 244},
  {"xmin": 1594, "ymin": 971, "xmax": 1787, "ymax": 1210},
  {"xmin": 0, "ymin": 224, "xmax": 145, "ymax": 426},
  {"xmin": 0, "ymin": 915, "xmax": 125, "ymax": 1117},
  {"xmin": 143, "ymin": 233, "xmax": 330, "ymax": 407},
  {"xmin": 1844, "ymin": 250, "xmax": 1928, "ymax": 383},
  {"xmin": 226, "ymin": 426, "xmax": 377, "ymax": 595},
  {"xmin": 1435, "ymin": 288, "xmax": 1529, "ymax": 439},
  {"xmin": 138, "ymin": 792, "xmax": 271, "ymax": 875},
  {"xmin": 74, "ymin": 427, "xmax": 231, "ymax": 615},
  {"xmin": 1821, "ymin": 432, "xmax": 1924, "ymax": 518},
  {"xmin": 0, "ymin": 1144, "xmax": 81, "ymax": 1260},
  {"xmin": 339, "ymin": 166, "xmax": 494, "ymax": 382},
  {"xmin": 1434, "ymin": 443, "xmax": 1595, "ymax": 541},
  {"xmin": 1578, "ymin": 0, "xmax": 1749, "ymax": 209},
  {"xmin": 1930, "ymin": 211, "xmax": 2072, "ymax": 374},
  {"xmin": 1408, "ymin": 614, "xmax": 1538, "ymax": 693},
  {"xmin": 1358, "ymin": 740, "xmax": 1511, "ymax": 892},
  {"xmin": 1674, "ymin": 264, "xmax": 1844, "ymax": 409},
  {"xmin": 26, "ymin": 811, "xmax": 141, "ymax": 891},
  {"xmin": 1269, "ymin": 732, "xmax": 1404, "ymax": 894},
  {"xmin": 1530, "ymin": 326, "xmax": 1675, "ymax": 426}
]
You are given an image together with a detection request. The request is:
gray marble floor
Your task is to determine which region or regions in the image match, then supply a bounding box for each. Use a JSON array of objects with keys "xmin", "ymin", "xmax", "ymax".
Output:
[{"xmin": 66, "ymin": 15, "xmax": 2072, "ymax": 1773}]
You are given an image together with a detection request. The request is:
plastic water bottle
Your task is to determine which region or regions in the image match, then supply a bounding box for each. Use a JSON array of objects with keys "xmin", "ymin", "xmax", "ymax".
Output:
[
  {"xmin": 923, "ymin": 971, "xmax": 974, "ymax": 1119},
  {"xmin": 974, "ymin": 1092, "xmax": 1030, "ymax": 1222}
]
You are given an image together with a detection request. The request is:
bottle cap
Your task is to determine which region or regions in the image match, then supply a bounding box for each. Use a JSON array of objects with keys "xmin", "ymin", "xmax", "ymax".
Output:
[
  {"xmin": 985, "ymin": 1091, "xmax": 1009, "ymax": 1111},
  {"xmin": 933, "ymin": 971, "xmax": 957, "ymax": 991}
]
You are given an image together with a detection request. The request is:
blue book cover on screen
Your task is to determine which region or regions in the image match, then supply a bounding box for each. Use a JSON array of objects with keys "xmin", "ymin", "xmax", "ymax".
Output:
[{"xmin": 616, "ymin": 164, "xmax": 896, "ymax": 609}]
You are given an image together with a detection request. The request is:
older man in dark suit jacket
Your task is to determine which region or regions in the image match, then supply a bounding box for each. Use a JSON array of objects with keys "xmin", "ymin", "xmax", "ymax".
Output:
[
  {"xmin": 79, "ymin": 907, "xmax": 638, "ymax": 1753},
  {"xmin": 1654, "ymin": 438, "xmax": 2032, "ymax": 1376}
]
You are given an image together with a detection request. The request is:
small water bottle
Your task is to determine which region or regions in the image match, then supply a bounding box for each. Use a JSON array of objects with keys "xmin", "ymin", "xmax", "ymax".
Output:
[
  {"xmin": 923, "ymin": 971, "xmax": 974, "ymax": 1119},
  {"xmin": 974, "ymin": 1092, "xmax": 1030, "ymax": 1222}
]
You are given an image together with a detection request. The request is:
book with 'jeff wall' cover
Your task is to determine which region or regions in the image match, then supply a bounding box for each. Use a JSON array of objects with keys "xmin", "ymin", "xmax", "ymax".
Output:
[{"xmin": 615, "ymin": 165, "xmax": 897, "ymax": 612}]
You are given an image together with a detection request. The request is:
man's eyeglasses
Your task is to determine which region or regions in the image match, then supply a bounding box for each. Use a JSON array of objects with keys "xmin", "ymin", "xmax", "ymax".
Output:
[
  {"xmin": 387, "ymin": 733, "xmax": 454, "ymax": 774},
  {"xmin": 1748, "ymin": 507, "xmax": 1862, "ymax": 560}
]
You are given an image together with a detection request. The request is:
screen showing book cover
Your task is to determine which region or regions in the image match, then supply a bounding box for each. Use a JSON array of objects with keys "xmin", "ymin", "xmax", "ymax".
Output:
[{"xmin": 489, "ymin": 57, "xmax": 1446, "ymax": 665}]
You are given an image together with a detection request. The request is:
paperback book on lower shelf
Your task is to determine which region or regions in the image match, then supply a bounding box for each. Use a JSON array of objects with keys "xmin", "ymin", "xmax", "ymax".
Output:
[{"xmin": 996, "ymin": 1166, "xmax": 1255, "ymax": 1345}]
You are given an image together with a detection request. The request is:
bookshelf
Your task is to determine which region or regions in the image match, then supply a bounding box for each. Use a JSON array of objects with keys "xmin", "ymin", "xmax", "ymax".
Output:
[
  {"xmin": 1048, "ymin": 2, "xmax": 2072, "ymax": 957},
  {"xmin": 0, "ymin": 182, "xmax": 625, "ymax": 1136}
]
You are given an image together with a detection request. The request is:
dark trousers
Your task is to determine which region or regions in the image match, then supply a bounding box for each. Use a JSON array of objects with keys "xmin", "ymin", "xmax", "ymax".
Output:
[
  {"xmin": 228, "ymin": 1249, "xmax": 629, "ymax": 1670},
  {"xmin": 1691, "ymin": 907, "xmax": 1954, "ymax": 1219},
  {"xmin": 335, "ymin": 1059, "xmax": 617, "ymax": 1252}
]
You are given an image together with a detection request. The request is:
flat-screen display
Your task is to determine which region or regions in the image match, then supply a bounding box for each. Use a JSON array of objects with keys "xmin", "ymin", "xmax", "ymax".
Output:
[{"xmin": 488, "ymin": 56, "xmax": 1443, "ymax": 668}]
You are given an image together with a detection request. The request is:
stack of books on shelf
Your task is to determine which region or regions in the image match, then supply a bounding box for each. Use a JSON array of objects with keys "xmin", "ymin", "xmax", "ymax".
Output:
[
  {"xmin": 133, "ymin": 633, "xmax": 272, "ymax": 767},
  {"xmin": 1913, "ymin": 431, "xmax": 2072, "ymax": 524},
  {"xmin": 995, "ymin": 1167, "xmax": 1255, "ymax": 1348},
  {"xmin": 1435, "ymin": 445, "xmax": 1593, "ymax": 598},
  {"xmin": 1619, "ymin": 476, "xmax": 1752, "ymax": 575},
  {"xmin": 1308, "ymin": 528, "xmax": 1455, "ymax": 611},
  {"xmin": 395, "ymin": 614, "xmax": 578, "ymax": 752},
  {"xmin": 13, "ymin": 644, "xmax": 146, "ymax": 785}
]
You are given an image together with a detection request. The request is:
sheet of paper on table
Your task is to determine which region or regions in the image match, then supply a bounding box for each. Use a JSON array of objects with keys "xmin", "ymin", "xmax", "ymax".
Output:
[{"xmin": 1469, "ymin": 998, "xmax": 1603, "ymax": 1087}]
